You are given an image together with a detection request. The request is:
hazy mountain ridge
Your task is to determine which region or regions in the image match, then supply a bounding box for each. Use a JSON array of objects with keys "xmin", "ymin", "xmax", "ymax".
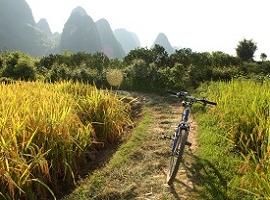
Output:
[
  {"xmin": 0, "ymin": 0, "xmax": 51, "ymax": 55},
  {"xmin": 96, "ymin": 19, "xmax": 125, "ymax": 58},
  {"xmin": 59, "ymin": 6, "xmax": 102, "ymax": 53},
  {"xmin": 37, "ymin": 18, "xmax": 52, "ymax": 37},
  {"xmin": 0, "ymin": 1, "xmax": 175, "ymax": 57},
  {"xmin": 153, "ymin": 33, "xmax": 174, "ymax": 54},
  {"xmin": 114, "ymin": 28, "xmax": 140, "ymax": 54}
]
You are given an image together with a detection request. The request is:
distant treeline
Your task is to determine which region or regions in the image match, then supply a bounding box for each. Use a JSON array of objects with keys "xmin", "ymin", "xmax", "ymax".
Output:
[{"xmin": 0, "ymin": 42, "xmax": 269, "ymax": 92}]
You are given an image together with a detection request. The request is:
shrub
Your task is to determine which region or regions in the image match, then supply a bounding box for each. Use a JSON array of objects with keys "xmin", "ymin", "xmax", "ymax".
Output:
[{"xmin": 2, "ymin": 52, "xmax": 36, "ymax": 81}]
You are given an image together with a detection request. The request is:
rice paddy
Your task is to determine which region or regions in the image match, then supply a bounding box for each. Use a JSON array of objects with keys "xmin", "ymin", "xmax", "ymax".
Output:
[
  {"xmin": 0, "ymin": 81, "xmax": 132, "ymax": 199},
  {"xmin": 198, "ymin": 79, "xmax": 270, "ymax": 198}
]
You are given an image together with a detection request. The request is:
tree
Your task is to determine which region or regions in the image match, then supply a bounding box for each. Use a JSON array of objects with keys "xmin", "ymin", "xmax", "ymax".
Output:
[
  {"xmin": 170, "ymin": 48, "xmax": 193, "ymax": 67},
  {"xmin": 236, "ymin": 39, "xmax": 257, "ymax": 61},
  {"xmin": 2, "ymin": 52, "xmax": 36, "ymax": 81},
  {"xmin": 260, "ymin": 53, "xmax": 267, "ymax": 62},
  {"xmin": 151, "ymin": 44, "xmax": 170, "ymax": 68},
  {"xmin": 124, "ymin": 47, "xmax": 153, "ymax": 64},
  {"xmin": 211, "ymin": 51, "xmax": 240, "ymax": 67}
]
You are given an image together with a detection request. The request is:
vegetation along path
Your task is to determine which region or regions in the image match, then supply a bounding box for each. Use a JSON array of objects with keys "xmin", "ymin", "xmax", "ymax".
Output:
[{"xmin": 65, "ymin": 93, "xmax": 209, "ymax": 200}]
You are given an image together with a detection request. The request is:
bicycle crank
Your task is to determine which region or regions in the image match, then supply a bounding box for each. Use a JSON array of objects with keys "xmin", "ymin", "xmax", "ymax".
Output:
[{"xmin": 185, "ymin": 141, "xmax": 192, "ymax": 146}]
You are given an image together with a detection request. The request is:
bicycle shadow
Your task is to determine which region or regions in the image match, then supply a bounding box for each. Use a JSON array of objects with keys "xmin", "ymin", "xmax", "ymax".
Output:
[{"xmin": 167, "ymin": 151, "xmax": 229, "ymax": 200}]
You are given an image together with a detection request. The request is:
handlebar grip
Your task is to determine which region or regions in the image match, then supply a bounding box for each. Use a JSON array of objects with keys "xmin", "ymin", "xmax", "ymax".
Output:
[
  {"xmin": 204, "ymin": 100, "xmax": 217, "ymax": 106},
  {"xmin": 167, "ymin": 90, "xmax": 177, "ymax": 95},
  {"xmin": 167, "ymin": 90, "xmax": 188, "ymax": 98}
]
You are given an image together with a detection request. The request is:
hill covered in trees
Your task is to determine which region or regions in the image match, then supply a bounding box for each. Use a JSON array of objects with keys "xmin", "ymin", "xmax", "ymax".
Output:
[
  {"xmin": 114, "ymin": 28, "xmax": 141, "ymax": 54},
  {"xmin": 96, "ymin": 19, "xmax": 125, "ymax": 58},
  {"xmin": 59, "ymin": 7, "xmax": 102, "ymax": 54},
  {"xmin": 153, "ymin": 33, "xmax": 174, "ymax": 54},
  {"xmin": 36, "ymin": 18, "xmax": 52, "ymax": 37},
  {"xmin": 0, "ymin": 0, "xmax": 53, "ymax": 55}
]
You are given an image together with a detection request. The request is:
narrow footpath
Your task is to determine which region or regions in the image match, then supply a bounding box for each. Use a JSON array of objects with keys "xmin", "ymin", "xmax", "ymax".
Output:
[{"xmin": 65, "ymin": 94, "xmax": 203, "ymax": 200}]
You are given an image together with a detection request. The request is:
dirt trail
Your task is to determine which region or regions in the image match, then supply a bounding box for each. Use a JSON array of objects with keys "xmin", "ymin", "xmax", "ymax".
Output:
[
  {"xmin": 131, "ymin": 95, "xmax": 202, "ymax": 200},
  {"xmin": 66, "ymin": 94, "xmax": 204, "ymax": 200}
]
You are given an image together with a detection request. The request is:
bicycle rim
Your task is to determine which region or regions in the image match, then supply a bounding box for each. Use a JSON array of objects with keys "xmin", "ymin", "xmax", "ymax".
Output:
[{"xmin": 167, "ymin": 129, "xmax": 188, "ymax": 184}]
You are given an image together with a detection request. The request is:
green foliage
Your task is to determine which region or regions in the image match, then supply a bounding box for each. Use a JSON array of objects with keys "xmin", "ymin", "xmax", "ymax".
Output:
[
  {"xmin": 195, "ymin": 112, "xmax": 247, "ymax": 199},
  {"xmin": 211, "ymin": 51, "xmax": 240, "ymax": 66},
  {"xmin": 189, "ymin": 64, "xmax": 213, "ymax": 87},
  {"xmin": 241, "ymin": 62, "xmax": 261, "ymax": 75},
  {"xmin": 0, "ymin": 55, "xmax": 3, "ymax": 68},
  {"xmin": 198, "ymin": 80, "xmax": 270, "ymax": 198},
  {"xmin": 236, "ymin": 39, "xmax": 257, "ymax": 61},
  {"xmin": 170, "ymin": 48, "xmax": 192, "ymax": 67},
  {"xmin": 122, "ymin": 60, "xmax": 187, "ymax": 92},
  {"xmin": 45, "ymin": 64, "xmax": 72, "ymax": 82},
  {"xmin": 261, "ymin": 61, "xmax": 270, "ymax": 74},
  {"xmin": 0, "ymin": 43, "xmax": 269, "ymax": 93},
  {"xmin": 151, "ymin": 44, "xmax": 170, "ymax": 68},
  {"xmin": 124, "ymin": 47, "xmax": 154, "ymax": 64},
  {"xmin": 0, "ymin": 77, "xmax": 14, "ymax": 84},
  {"xmin": 211, "ymin": 67, "xmax": 239, "ymax": 81},
  {"xmin": 260, "ymin": 53, "xmax": 267, "ymax": 61},
  {"xmin": 1, "ymin": 51, "xmax": 36, "ymax": 80},
  {"xmin": 123, "ymin": 59, "xmax": 152, "ymax": 91}
]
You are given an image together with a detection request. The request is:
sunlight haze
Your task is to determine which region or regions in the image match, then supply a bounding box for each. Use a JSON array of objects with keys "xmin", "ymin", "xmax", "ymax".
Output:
[{"xmin": 26, "ymin": 0, "xmax": 270, "ymax": 58}]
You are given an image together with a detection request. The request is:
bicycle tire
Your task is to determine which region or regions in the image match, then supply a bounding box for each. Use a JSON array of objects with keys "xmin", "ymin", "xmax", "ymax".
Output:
[{"xmin": 167, "ymin": 129, "xmax": 188, "ymax": 185}]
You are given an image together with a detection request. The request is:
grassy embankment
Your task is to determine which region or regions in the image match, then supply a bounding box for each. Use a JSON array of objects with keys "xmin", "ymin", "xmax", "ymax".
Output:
[
  {"xmin": 0, "ymin": 82, "xmax": 131, "ymax": 199},
  {"xmin": 195, "ymin": 79, "xmax": 270, "ymax": 199},
  {"xmin": 64, "ymin": 91, "xmax": 153, "ymax": 200}
]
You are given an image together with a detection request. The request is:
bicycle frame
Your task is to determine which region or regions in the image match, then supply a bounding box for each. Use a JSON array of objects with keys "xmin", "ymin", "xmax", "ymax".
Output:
[
  {"xmin": 167, "ymin": 90, "xmax": 216, "ymax": 184},
  {"xmin": 171, "ymin": 101, "xmax": 191, "ymax": 152},
  {"xmin": 180, "ymin": 101, "xmax": 191, "ymax": 130}
]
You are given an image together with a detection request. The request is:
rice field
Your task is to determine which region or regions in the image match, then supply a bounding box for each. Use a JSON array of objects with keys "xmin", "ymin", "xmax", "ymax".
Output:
[
  {"xmin": 0, "ymin": 81, "xmax": 132, "ymax": 199},
  {"xmin": 198, "ymin": 79, "xmax": 270, "ymax": 198}
]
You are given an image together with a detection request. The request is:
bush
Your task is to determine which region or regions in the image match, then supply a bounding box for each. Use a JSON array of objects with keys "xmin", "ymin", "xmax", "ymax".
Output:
[
  {"xmin": 211, "ymin": 66, "xmax": 240, "ymax": 81},
  {"xmin": 45, "ymin": 64, "xmax": 72, "ymax": 82},
  {"xmin": 261, "ymin": 61, "xmax": 270, "ymax": 74},
  {"xmin": 0, "ymin": 77, "xmax": 15, "ymax": 84},
  {"xmin": 2, "ymin": 52, "xmax": 36, "ymax": 81}
]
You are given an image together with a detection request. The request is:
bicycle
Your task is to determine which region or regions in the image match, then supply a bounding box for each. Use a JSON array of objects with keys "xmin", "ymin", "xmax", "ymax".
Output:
[{"xmin": 166, "ymin": 91, "xmax": 217, "ymax": 185}]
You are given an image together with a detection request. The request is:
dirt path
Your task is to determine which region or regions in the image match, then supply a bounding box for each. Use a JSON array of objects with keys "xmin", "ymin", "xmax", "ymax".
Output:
[
  {"xmin": 130, "ymin": 94, "xmax": 201, "ymax": 200},
  {"xmin": 65, "ymin": 94, "xmax": 203, "ymax": 200}
]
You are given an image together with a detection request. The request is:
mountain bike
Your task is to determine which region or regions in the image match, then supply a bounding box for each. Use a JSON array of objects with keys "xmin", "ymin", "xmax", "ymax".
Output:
[{"xmin": 166, "ymin": 91, "xmax": 217, "ymax": 185}]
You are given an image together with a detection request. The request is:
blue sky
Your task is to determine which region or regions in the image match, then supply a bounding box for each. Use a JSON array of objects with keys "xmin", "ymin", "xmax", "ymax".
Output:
[{"xmin": 26, "ymin": 0, "xmax": 270, "ymax": 58}]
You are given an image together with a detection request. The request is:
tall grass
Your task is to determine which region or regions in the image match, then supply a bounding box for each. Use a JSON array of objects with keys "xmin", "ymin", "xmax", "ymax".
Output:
[
  {"xmin": 0, "ymin": 81, "xmax": 131, "ymax": 199},
  {"xmin": 198, "ymin": 79, "xmax": 270, "ymax": 198}
]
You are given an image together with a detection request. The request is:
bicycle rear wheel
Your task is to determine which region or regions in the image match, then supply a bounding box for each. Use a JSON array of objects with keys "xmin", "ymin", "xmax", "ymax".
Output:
[{"xmin": 167, "ymin": 129, "xmax": 188, "ymax": 185}]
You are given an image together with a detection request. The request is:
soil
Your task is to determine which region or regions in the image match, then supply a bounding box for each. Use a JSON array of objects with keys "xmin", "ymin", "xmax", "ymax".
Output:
[{"xmin": 128, "ymin": 94, "xmax": 201, "ymax": 200}]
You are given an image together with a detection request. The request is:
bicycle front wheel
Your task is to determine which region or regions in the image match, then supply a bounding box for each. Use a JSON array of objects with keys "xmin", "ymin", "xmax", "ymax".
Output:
[{"xmin": 167, "ymin": 129, "xmax": 188, "ymax": 185}]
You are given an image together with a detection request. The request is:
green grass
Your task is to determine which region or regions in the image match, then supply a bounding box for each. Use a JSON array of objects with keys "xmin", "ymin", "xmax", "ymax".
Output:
[
  {"xmin": 64, "ymin": 109, "xmax": 152, "ymax": 200},
  {"xmin": 194, "ymin": 79, "xmax": 270, "ymax": 199},
  {"xmin": 194, "ymin": 111, "xmax": 252, "ymax": 199}
]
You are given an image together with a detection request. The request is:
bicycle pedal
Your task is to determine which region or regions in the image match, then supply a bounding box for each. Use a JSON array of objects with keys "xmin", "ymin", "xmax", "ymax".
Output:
[
  {"xmin": 185, "ymin": 141, "xmax": 192, "ymax": 146},
  {"xmin": 160, "ymin": 133, "xmax": 172, "ymax": 140}
]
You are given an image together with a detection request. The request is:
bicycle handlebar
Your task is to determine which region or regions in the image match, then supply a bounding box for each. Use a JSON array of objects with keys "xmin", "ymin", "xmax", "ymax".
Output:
[
  {"xmin": 167, "ymin": 90, "xmax": 217, "ymax": 106},
  {"xmin": 197, "ymin": 99, "xmax": 217, "ymax": 106},
  {"xmin": 167, "ymin": 90, "xmax": 188, "ymax": 97}
]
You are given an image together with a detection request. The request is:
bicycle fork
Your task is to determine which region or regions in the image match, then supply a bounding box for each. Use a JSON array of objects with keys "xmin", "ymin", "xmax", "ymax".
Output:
[{"xmin": 170, "ymin": 127, "xmax": 192, "ymax": 154}]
